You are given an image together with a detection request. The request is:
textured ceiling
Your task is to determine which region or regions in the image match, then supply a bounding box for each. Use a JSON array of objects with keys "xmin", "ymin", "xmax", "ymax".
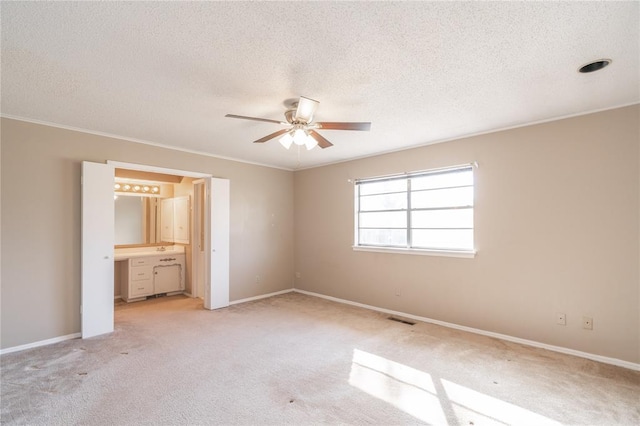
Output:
[{"xmin": 2, "ymin": 2, "xmax": 638, "ymax": 170}]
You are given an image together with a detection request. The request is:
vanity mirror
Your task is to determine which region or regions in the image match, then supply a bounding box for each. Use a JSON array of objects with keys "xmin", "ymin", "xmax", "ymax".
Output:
[
  {"xmin": 114, "ymin": 195, "xmax": 164, "ymax": 246},
  {"xmin": 115, "ymin": 194, "xmax": 190, "ymax": 246}
]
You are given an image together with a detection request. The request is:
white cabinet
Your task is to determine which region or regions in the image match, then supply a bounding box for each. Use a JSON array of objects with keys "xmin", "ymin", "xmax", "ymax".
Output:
[
  {"xmin": 173, "ymin": 197, "xmax": 189, "ymax": 244},
  {"xmin": 160, "ymin": 199, "xmax": 174, "ymax": 242},
  {"xmin": 121, "ymin": 257, "xmax": 154, "ymax": 301},
  {"xmin": 121, "ymin": 254, "xmax": 186, "ymax": 302},
  {"xmin": 160, "ymin": 196, "xmax": 189, "ymax": 244}
]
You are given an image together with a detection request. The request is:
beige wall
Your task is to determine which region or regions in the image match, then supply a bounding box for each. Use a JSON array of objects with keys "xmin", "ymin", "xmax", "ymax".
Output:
[
  {"xmin": 2, "ymin": 106, "xmax": 639, "ymax": 363},
  {"xmin": 0, "ymin": 118, "xmax": 295, "ymax": 349},
  {"xmin": 173, "ymin": 177, "xmax": 195, "ymax": 294},
  {"xmin": 294, "ymin": 105, "xmax": 640, "ymax": 364}
]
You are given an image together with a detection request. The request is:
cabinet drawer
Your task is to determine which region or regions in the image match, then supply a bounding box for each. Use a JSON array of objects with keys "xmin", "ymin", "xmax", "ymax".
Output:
[
  {"xmin": 130, "ymin": 279, "xmax": 153, "ymax": 297},
  {"xmin": 131, "ymin": 257, "xmax": 151, "ymax": 267},
  {"xmin": 130, "ymin": 267, "xmax": 152, "ymax": 281}
]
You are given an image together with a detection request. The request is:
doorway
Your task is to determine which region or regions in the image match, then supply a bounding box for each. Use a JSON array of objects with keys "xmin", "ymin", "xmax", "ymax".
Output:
[{"xmin": 81, "ymin": 160, "xmax": 230, "ymax": 339}]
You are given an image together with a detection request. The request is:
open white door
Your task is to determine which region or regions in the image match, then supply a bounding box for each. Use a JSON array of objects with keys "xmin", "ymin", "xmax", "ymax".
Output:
[
  {"xmin": 81, "ymin": 161, "xmax": 115, "ymax": 338},
  {"xmin": 203, "ymin": 177, "xmax": 230, "ymax": 310}
]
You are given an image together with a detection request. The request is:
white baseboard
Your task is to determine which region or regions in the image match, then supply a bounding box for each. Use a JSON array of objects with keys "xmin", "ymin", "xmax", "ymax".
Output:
[
  {"xmin": 0, "ymin": 333, "xmax": 81, "ymax": 356},
  {"xmin": 6, "ymin": 289, "xmax": 636, "ymax": 371},
  {"xmin": 293, "ymin": 289, "xmax": 640, "ymax": 372},
  {"xmin": 230, "ymin": 288, "xmax": 294, "ymax": 305},
  {"xmin": 1, "ymin": 290, "xmax": 294, "ymax": 355}
]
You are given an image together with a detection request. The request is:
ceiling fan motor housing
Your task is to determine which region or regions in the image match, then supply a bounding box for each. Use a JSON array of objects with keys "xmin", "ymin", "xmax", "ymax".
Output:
[{"xmin": 284, "ymin": 108, "xmax": 296, "ymax": 124}]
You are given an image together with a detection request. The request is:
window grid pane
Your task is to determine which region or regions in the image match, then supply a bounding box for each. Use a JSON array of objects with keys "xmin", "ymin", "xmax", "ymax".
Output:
[
  {"xmin": 359, "ymin": 211, "xmax": 407, "ymax": 228},
  {"xmin": 359, "ymin": 192, "xmax": 407, "ymax": 212},
  {"xmin": 359, "ymin": 229, "xmax": 407, "ymax": 247},
  {"xmin": 356, "ymin": 166, "xmax": 474, "ymax": 251},
  {"xmin": 411, "ymin": 229, "xmax": 474, "ymax": 250},
  {"xmin": 411, "ymin": 208, "xmax": 473, "ymax": 229},
  {"xmin": 358, "ymin": 179, "xmax": 407, "ymax": 196},
  {"xmin": 411, "ymin": 187, "xmax": 474, "ymax": 209}
]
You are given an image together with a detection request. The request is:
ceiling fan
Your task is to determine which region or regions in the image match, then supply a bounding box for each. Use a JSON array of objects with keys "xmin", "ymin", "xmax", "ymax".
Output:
[{"xmin": 225, "ymin": 96, "xmax": 371, "ymax": 150}]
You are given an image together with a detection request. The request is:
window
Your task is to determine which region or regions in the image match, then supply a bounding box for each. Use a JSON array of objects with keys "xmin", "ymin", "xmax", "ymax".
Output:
[{"xmin": 354, "ymin": 165, "xmax": 474, "ymax": 255}]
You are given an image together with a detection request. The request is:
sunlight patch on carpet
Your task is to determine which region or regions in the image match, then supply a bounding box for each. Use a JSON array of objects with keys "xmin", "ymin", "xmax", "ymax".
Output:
[
  {"xmin": 349, "ymin": 349, "xmax": 446, "ymax": 424},
  {"xmin": 349, "ymin": 349, "xmax": 562, "ymax": 425},
  {"xmin": 441, "ymin": 379, "xmax": 562, "ymax": 426}
]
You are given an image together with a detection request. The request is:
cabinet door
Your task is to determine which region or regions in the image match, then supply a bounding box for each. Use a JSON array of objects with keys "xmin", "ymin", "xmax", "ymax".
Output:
[
  {"xmin": 154, "ymin": 264, "xmax": 183, "ymax": 293},
  {"xmin": 160, "ymin": 198, "xmax": 174, "ymax": 242},
  {"xmin": 173, "ymin": 196, "xmax": 190, "ymax": 244}
]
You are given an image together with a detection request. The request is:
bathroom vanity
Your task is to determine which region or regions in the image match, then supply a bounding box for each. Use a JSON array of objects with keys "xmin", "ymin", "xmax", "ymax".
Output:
[{"xmin": 115, "ymin": 247, "xmax": 186, "ymax": 302}]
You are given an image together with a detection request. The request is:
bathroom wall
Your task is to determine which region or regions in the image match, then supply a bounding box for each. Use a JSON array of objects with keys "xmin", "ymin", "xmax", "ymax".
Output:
[{"xmin": 173, "ymin": 177, "xmax": 195, "ymax": 294}]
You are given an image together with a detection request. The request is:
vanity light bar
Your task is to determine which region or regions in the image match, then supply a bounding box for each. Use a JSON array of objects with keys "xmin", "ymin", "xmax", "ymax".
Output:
[{"xmin": 114, "ymin": 183, "xmax": 160, "ymax": 194}]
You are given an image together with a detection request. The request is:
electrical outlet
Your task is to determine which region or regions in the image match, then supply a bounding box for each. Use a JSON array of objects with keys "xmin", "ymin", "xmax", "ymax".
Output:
[
  {"xmin": 395, "ymin": 289, "xmax": 401, "ymax": 297},
  {"xmin": 583, "ymin": 316, "xmax": 593, "ymax": 330},
  {"xmin": 295, "ymin": 272, "xmax": 301, "ymax": 279},
  {"xmin": 556, "ymin": 312, "xmax": 566, "ymax": 325},
  {"xmin": 255, "ymin": 275, "xmax": 260, "ymax": 284}
]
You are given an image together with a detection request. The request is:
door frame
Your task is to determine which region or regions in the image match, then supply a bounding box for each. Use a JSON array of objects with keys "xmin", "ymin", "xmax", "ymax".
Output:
[
  {"xmin": 82, "ymin": 161, "xmax": 229, "ymax": 338},
  {"xmin": 192, "ymin": 179, "xmax": 205, "ymax": 298}
]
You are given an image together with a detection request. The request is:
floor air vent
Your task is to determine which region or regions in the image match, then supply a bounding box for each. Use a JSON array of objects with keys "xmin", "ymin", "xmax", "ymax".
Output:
[{"xmin": 388, "ymin": 317, "xmax": 415, "ymax": 326}]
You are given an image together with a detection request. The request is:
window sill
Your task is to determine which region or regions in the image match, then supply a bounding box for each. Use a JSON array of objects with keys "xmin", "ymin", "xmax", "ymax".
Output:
[{"xmin": 352, "ymin": 245, "xmax": 476, "ymax": 258}]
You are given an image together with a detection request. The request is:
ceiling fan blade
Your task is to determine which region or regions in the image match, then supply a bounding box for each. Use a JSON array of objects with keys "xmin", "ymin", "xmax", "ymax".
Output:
[
  {"xmin": 294, "ymin": 96, "xmax": 319, "ymax": 122},
  {"xmin": 254, "ymin": 128, "xmax": 291, "ymax": 144},
  {"xmin": 225, "ymin": 114, "xmax": 286, "ymax": 125},
  {"xmin": 309, "ymin": 130, "xmax": 333, "ymax": 149},
  {"xmin": 317, "ymin": 122, "xmax": 371, "ymax": 131}
]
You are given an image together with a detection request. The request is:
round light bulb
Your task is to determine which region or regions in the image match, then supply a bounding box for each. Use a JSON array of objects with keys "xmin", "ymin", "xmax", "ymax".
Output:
[{"xmin": 293, "ymin": 129, "xmax": 307, "ymax": 146}]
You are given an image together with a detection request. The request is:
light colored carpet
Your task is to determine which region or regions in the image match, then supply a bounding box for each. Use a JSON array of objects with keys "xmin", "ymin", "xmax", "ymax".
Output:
[{"xmin": 1, "ymin": 292, "xmax": 639, "ymax": 425}]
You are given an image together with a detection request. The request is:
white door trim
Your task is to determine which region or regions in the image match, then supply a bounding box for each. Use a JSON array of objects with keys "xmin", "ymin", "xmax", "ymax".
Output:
[
  {"xmin": 192, "ymin": 179, "xmax": 205, "ymax": 298},
  {"xmin": 106, "ymin": 161, "xmax": 212, "ymax": 179}
]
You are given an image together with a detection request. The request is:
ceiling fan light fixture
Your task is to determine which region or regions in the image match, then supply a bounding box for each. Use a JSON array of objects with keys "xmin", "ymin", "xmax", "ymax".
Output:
[
  {"xmin": 293, "ymin": 129, "xmax": 308, "ymax": 146},
  {"xmin": 304, "ymin": 134, "xmax": 318, "ymax": 151},
  {"xmin": 279, "ymin": 132, "xmax": 294, "ymax": 149}
]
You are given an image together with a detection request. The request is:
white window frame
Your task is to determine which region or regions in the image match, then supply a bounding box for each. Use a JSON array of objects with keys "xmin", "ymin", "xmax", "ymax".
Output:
[{"xmin": 353, "ymin": 164, "xmax": 476, "ymax": 258}]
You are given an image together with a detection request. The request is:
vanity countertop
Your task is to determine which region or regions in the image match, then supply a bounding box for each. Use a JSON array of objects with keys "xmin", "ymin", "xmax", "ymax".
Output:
[{"xmin": 114, "ymin": 246, "xmax": 185, "ymax": 261}]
